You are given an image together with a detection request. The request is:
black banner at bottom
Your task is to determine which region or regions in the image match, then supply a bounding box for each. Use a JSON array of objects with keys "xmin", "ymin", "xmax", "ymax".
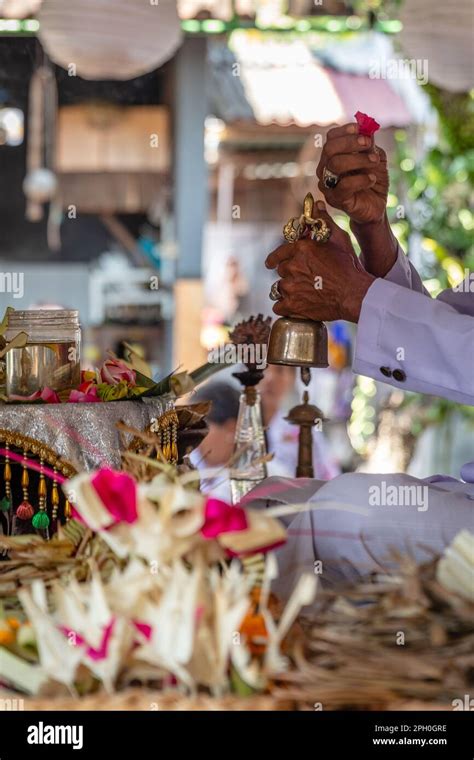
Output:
[{"xmin": 0, "ymin": 709, "xmax": 471, "ymax": 757}]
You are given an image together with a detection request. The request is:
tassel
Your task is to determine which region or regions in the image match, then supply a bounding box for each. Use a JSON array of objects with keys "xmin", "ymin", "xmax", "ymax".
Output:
[
  {"xmin": 33, "ymin": 455, "xmax": 50, "ymax": 532},
  {"xmin": 51, "ymin": 466, "xmax": 60, "ymax": 523},
  {"xmin": 17, "ymin": 501, "xmax": 34, "ymax": 520},
  {"xmin": 17, "ymin": 451, "xmax": 33, "ymax": 520},
  {"xmin": 1, "ymin": 443, "xmax": 12, "ymax": 512},
  {"xmin": 32, "ymin": 511, "xmax": 50, "ymax": 530},
  {"xmin": 171, "ymin": 417, "xmax": 178, "ymax": 463}
]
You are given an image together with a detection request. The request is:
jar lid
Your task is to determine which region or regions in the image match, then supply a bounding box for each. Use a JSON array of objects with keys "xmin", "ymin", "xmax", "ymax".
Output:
[{"xmin": 7, "ymin": 309, "xmax": 80, "ymax": 327}]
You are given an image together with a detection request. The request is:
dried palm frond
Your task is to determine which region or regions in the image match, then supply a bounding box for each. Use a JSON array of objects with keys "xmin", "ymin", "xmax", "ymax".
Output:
[
  {"xmin": 271, "ymin": 554, "xmax": 474, "ymax": 710},
  {"xmin": 0, "ymin": 521, "xmax": 116, "ymax": 599}
]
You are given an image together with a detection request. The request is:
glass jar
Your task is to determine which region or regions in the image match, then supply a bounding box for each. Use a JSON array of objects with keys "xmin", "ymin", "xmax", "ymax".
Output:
[
  {"xmin": 230, "ymin": 387, "xmax": 268, "ymax": 505},
  {"xmin": 5, "ymin": 310, "xmax": 81, "ymax": 398}
]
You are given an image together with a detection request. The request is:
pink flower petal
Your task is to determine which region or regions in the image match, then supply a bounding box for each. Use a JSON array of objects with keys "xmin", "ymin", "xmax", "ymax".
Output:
[
  {"xmin": 200, "ymin": 497, "xmax": 248, "ymax": 539},
  {"xmin": 85, "ymin": 620, "xmax": 115, "ymax": 661},
  {"xmin": 91, "ymin": 468, "xmax": 138, "ymax": 524},
  {"xmin": 68, "ymin": 386, "xmax": 101, "ymax": 403},
  {"xmin": 354, "ymin": 111, "xmax": 380, "ymax": 137},
  {"xmin": 133, "ymin": 620, "xmax": 152, "ymax": 641},
  {"xmin": 100, "ymin": 359, "xmax": 136, "ymax": 386},
  {"xmin": 8, "ymin": 387, "xmax": 60, "ymax": 403},
  {"xmin": 40, "ymin": 387, "xmax": 61, "ymax": 404}
]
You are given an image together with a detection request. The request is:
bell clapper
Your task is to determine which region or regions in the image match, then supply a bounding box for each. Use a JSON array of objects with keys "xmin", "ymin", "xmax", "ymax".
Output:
[{"xmin": 300, "ymin": 367, "xmax": 311, "ymax": 387}]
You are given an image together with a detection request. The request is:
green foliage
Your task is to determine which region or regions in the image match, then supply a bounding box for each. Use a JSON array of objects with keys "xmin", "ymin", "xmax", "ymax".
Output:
[
  {"xmin": 350, "ymin": 0, "xmax": 403, "ymax": 12},
  {"xmin": 353, "ymin": 87, "xmax": 474, "ymax": 458},
  {"xmin": 423, "ymin": 85, "xmax": 474, "ymax": 154},
  {"xmin": 388, "ymin": 90, "xmax": 474, "ymax": 288}
]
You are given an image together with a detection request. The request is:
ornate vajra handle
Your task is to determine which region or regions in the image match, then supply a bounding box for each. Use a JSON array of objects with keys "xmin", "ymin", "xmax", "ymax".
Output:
[{"xmin": 283, "ymin": 192, "xmax": 331, "ymax": 244}]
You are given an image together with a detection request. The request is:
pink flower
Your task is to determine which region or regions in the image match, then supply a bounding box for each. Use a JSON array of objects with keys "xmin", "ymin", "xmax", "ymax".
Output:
[
  {"xmin": 354, "ymin": 111, "xmax": 380, "ymax": 137},
  {"xmin": 201, "ymin": 498, "xmax": 287, "ymax": 558},
  {"xmin": 100, "ymin": 358, "xmax": 136, "ymax": 386},
  {"xmin": 68, "ymin": 384, "xmax": 101, "ymax": 403},
  {"xmin": 91, "ymin": 467, "xmax": 138, "ymax": 524},
  {"xmin": 41, "ymin": 387, "xmax": 61, "ymax": 403},
  {"xmin": 200, "ymin": 497, "xmax": 248, "ymax": 539},
  {"xmin": 8, "ymin": 387, "xmax": 60, "ymax": 404}
]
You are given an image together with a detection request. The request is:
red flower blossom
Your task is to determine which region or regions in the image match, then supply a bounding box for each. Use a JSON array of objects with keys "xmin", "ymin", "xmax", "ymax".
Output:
[
  {"xmin": 354, "ymin": 111, "xmax": 380, "ymax": 137},
  {"xmin": 200, "ymin": 498, "xmax": 248, "ymax": 539},
  {"xmin": 91, "ymin": 468, "xmax": 138, "ymax": 524}
]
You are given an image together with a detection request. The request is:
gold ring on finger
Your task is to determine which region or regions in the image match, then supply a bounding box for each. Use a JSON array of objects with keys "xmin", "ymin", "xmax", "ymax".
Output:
[{"xmin": 322, "ymin": 166, "xmax": 339, "ymax": 189}]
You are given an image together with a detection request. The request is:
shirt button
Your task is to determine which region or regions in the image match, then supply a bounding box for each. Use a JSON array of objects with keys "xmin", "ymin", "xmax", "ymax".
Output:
[
  {"xmin": 380, "ymin": 366, "xmax": 392, "ymax": 378},
  {"xmin": 393, "ymin": 369, "xmax": 407, "ymax": 382}
]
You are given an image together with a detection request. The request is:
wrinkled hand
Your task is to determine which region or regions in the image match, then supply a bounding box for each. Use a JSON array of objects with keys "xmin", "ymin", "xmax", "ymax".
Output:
[
  {"xmin": 316, "ymin": 123, "xmax": 388, "ymax": 225},
  {"xmin": 265, "ymin": 204, "xmax": 375, "ymax": 323}
]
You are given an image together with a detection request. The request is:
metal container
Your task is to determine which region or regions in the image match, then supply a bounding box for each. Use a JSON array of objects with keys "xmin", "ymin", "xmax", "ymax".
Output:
[{"xmin": 5, "ymin": 310, "xmax": 81, "ymax": 398}]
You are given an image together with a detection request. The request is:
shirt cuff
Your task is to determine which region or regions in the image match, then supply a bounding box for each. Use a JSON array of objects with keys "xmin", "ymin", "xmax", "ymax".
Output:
[
  {"xmin": 353, "ymin": 278, "xmax": 404, "ymax": 383},
  {"xmin": 381, "ymin": 243, "xmax": 413, "ymax": 288},
  {"xmin": 355, "ymin": 278, "xmax": 387, "ymax": 350}
]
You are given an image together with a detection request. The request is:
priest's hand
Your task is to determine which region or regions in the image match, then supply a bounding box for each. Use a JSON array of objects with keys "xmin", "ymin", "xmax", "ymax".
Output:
[
  {"xmin": 316, "ymin": 123, "xmax": 398, "ymax": 278},
  {"xmin": 265, "ymin": 204, "xmax": 375, "ymax": 324},
  {"xmin": 316, "ymin": 123, "xmax": 389, "ymax": 225}
]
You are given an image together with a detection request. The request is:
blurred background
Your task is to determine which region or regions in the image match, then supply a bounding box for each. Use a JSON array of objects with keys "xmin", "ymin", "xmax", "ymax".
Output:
[{"xmin": 0, "ymin": 0, "xmax": 472, "ymax": 479}]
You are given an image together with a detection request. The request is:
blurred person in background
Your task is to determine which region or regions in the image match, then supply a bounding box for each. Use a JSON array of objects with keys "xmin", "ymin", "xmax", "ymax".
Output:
[
  {"xmin": 189, "ymin": 381, "xmax": 240, "ymax": 501},
  {"xmin": 190, "ymin": 371, "xmax": 339, "ymax": 502}
]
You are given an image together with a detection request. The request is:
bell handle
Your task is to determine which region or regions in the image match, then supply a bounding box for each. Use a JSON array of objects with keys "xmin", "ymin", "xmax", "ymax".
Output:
[{"xmin": 303, "ymin": 192, "xmax": 315, "ymax": 221}]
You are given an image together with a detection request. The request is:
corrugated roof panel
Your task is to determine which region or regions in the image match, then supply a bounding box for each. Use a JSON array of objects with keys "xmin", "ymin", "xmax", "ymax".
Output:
[{"xmin": 209, "ymin": 35, "xmax": 415, "ymax": 128}]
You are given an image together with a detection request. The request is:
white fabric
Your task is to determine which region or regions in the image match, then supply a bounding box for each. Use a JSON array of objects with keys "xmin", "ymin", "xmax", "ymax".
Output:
[
  {"xmin": 244, "ymin": 472, "xmax": 474, "ymax": 603},
  {"xmin": 354, "ymin": 247, "xmax": 474, "ymax": 406}
]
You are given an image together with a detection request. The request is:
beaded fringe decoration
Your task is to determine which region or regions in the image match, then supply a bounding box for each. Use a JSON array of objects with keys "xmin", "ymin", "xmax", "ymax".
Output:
[
  {"xmin": 0, "ymin": 432, "xmax": 76, "ymax": 535},
  {"xmin": 152, "ymin": 409, "xmax": 179, "ymax": 464},
  {"xmin": 17, "ymin": 451, "xmax": 34, "ymax": 520},
  {"xmin": 32, "ymin": 456, "xmax": 50, "ymax": 530}
]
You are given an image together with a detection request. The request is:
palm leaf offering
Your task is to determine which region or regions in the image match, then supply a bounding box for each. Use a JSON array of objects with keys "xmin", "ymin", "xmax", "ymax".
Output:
[
  {"xmin": 0, "ymin": 519, "xmax": 114, "ymax": 598},
  {"xmin": 271, "ymin": 551, "xmax": 474, "ymax": 710}
]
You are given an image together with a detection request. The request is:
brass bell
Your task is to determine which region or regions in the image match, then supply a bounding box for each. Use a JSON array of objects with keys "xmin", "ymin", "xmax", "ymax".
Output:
[
  {"xmin": 267, "ymin": 192, "xmax": 329, "ymax": 368},
  {"xmin": 267, "ymin": 317, "xmax": 328, "ymax": 368}
]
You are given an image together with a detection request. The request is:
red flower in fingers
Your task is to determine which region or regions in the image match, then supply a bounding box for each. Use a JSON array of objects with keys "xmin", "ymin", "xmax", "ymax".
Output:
[{"xmin": 354, "ymin": 111, "xmax": 380, "ymax": 137}]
